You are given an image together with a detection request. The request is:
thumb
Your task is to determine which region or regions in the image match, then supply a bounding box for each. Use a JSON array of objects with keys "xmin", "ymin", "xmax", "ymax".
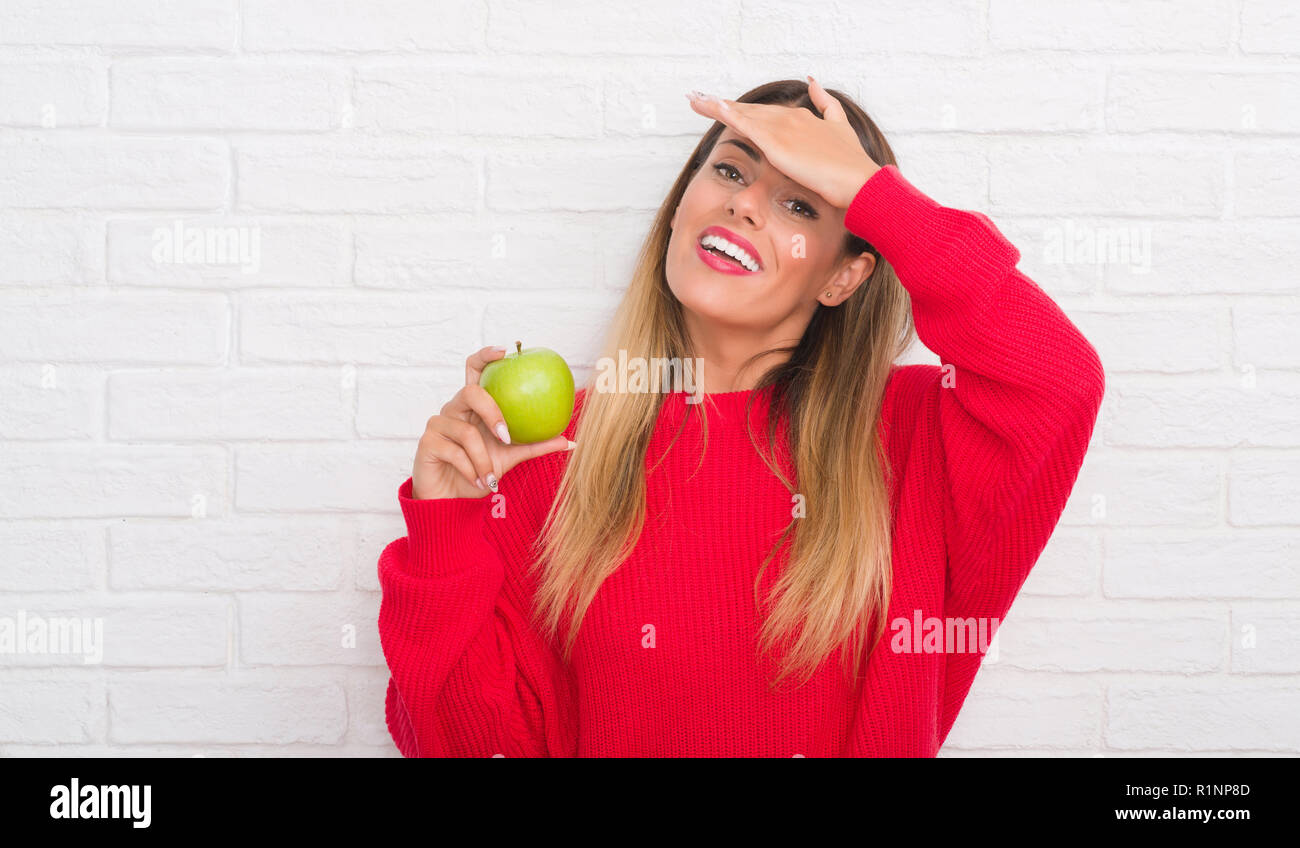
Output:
[{"xmin": 507, "ymin": 433, "xmax": 577, "ymax": 469}]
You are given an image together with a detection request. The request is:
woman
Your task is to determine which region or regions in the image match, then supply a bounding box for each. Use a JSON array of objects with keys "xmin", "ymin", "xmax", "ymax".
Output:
[{"xmin": 377, "ymin": 77, "xmax": 1105, "ymax": 757}]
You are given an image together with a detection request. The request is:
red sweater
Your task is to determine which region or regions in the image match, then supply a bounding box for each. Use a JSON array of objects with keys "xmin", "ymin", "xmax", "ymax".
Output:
[{"xmin": 377, "ymin": 164, "xmax": 1105, "ymax": 757}]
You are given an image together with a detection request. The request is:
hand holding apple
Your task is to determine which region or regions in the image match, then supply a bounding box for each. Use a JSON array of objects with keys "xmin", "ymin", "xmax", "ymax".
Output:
[
  {"xmin": 479, "ymin": 340, "xmax": 576, "ymax": 444},
  {"xmin": 411, "ymin": 344, "xmax": 577, "ymax": 500}
]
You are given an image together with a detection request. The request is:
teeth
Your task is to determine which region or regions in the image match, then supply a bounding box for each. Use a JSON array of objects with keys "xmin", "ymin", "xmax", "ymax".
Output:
[{"xmin": 700, "ymin": 234, "xmax": 760, "ymax": 272}]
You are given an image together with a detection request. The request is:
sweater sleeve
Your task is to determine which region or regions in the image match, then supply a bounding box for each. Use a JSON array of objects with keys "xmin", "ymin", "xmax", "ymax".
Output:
[
  {"xmin": 377, "ymin": 475, "xmax": 578, "ymax": 757},
  {"xmin": 843, "ymin": 165, "xmax": 1105, "ymax": 742}
]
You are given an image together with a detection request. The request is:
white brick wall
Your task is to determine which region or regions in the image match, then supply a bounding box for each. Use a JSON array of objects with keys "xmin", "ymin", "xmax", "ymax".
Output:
[{"xmin": 0, "ymin": 0, "xmax": 1296, "ymax": 757}]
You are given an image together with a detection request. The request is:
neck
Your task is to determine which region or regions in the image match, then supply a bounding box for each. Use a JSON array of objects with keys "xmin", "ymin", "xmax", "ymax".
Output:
[{"xmin": 682, "ymin": 311, "xmax": 809, "ymax": 394}]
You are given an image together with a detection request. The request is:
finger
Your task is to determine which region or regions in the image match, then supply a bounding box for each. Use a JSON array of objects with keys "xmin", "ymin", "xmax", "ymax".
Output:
[
  {"xmin": 465, "ymin": 344, "xmax": 508, "ymax": 386},
  {"xmin": 806, "ymin": 75, "xmax": 847, "ymax": 122},
  {"xmin": 435, "ymin": 415, "xmax": 499, "ymax": 491},
  {"xmin": 444, "ymin": 383, "xmax": 512, "ymax": 445},
  {"xmin": 512, "ymin": 433, "xmax": 576, "ymax": 464},
  {"xmin": 422, "ymin": 428, "xmax": 486, "ymax": 493}
]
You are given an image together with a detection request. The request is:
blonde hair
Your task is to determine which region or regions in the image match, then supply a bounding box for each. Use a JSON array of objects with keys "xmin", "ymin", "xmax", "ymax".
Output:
[{"xmin": 529, "ymin": 79, "xmax": 915, "ymax": 690}]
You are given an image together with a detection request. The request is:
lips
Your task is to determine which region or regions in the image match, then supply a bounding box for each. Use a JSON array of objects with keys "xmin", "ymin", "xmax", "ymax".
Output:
[{"xmin": 696, "ymin": 225, "xmax": 763, "ymax": 274}]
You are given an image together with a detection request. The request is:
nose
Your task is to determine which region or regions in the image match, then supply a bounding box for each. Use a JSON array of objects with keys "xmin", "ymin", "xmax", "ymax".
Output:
[{"xmin": 726, "ymin": 182, "xmax": 765, "ymax": 228}]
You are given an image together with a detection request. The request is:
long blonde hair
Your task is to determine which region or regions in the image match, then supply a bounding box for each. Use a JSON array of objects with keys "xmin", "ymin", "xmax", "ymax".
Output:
[{"xmin": 529, "ymin": 79, "xmax": 915, "ymax": 690}]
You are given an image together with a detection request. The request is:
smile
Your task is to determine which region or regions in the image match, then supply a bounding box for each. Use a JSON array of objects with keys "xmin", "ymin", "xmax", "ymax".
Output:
[{"xmin": 696, "ymin": 226, "xmax": 763, "ymax": 274}]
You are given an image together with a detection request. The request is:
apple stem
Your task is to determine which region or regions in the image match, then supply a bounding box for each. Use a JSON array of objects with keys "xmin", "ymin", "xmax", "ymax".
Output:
[{"xmin": 515, "ymin": 340, "xmax": 522, "ymax": 354}]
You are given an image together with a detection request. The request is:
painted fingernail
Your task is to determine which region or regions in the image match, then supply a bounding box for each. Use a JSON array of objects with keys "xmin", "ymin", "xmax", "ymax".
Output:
[
  {"xmin": 475, "ymin": 477, "xmax": 485, "ymax": 489},
  {"xmin": 566, "ymin": 439, "xmax": 578, "ymax": 451},
  {"xmin": 495, "ymin": 422, "xmax": 511, "ymax": 444},
  {"xmin": 486, "ymin": 473, "xmax": 498, "ymax": 493}
]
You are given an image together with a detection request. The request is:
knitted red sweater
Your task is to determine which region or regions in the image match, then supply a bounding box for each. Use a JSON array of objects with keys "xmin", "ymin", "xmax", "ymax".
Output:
[{"xmin": 377, "ymin": 164, "xmax": 1105, "ymax": 757}]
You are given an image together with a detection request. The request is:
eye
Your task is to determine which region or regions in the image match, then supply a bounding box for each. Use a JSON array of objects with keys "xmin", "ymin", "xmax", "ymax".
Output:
[{"xmin": 711, "ymin": 161, "xmax": 818, "ymax": 219}]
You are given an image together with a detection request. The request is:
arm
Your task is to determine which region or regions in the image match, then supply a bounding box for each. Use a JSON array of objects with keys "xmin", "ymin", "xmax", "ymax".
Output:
[
  {"xmin": 843, "ymin": 165, "xmax": 1105, "ymax": 742},
  {"xmin": 377, "ymin": 475, "xmax": 577, "ymax": 757}
]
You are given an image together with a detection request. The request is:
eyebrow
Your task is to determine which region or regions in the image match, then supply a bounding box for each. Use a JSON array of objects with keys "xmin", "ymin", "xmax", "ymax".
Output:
[{"xmin": 717, "ymin": 138, "xmax": 761, "ymax": 163}]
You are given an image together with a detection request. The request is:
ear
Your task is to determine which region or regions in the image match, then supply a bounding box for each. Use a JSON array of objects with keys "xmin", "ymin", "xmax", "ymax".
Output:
[{"xmin": 818, "ymin": 251, "xmax": 877, "ymax": 306}]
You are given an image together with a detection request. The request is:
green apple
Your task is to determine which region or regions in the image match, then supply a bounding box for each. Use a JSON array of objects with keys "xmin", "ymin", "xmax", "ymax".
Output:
[{"xmin": 479, "ymin": 340, "xmax": 575, "ymax": 444}]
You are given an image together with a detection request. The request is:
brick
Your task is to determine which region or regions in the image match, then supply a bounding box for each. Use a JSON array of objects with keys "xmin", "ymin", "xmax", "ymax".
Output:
[
  {"xmin": 109, "ymin": 677, "xmax": 345, "ymax": 744},
  {"xmin": 0, "ymin": 291, "xmax": 228, "ymax": 364},
  {"xmin": 111, "ymin": 59, "xmax": 346, "ymax": 130},
  {"xmin": 0, "ymin": 135, "xmax": 228, "ymax": 210},
  {"xmin": 0, "ymin": 445, "xmax": 227, "ymax": 519},
  {"xmin": 110, "ymin": 516, "xmax": 349, "ymax": 591},
  {"xmin": 1105, "ymin": 532, "xmax": 1300, "ymax": 598},
  {"xmin": 108, "ymin": 367, "xmax": 352, "ymax": 440},
  {"xmin": 239, "ymin": 293, "xmax": 479, "ymax": 365}
]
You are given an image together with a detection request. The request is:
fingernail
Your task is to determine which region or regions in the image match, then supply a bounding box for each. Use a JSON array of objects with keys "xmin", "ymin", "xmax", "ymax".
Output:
[
  {"xmin": 566, "ymin": 439, "xmax": 577, "ymax": 451},
  {"xmin": 475, "ymin": 477, "xmax": 485, "ymax": 490},
  {"xmin": 486, "ymin": 473, "xmax": 498, "ymax": 493},
  {"xmin": 495, "ymin": 422, "xmax": 511, "ymax": 444},
  {"xmin": 491, "ymin": 345, "xmax": 507, "ymax": 354}
]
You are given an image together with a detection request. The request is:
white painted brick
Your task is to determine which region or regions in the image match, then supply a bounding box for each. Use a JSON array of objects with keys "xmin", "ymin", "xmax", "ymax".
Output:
[
  {"xmin": 0, "ymin": 522, "xmax": 102, "ymax": 592},
  {"xmin": 0, "ymin": 213, "xmax": 104, "ymax": 285},
  {"xmin": 353, "ymin": 216, "xmax": 600, "ymax": 290},
  {"xmin": 603, "ymin": 69, "xmax": 756, "ymax": 137},
  {"xmin": 1109, "ymin": 68, "xmax": 1300, "ymax": 132},
  {"xmin": 236, "ymin": 138, "xmax": 475, "ymax": 213},
  {"xmin": 1235, "ymin": 150, "xmax": 1300, "ymax": 216},
  {"xmin": 0, "ymin": 445, "xmax": 227, "ymax": 519},
  {"xmin": 990, "ymin": 140, "xmax": 1224, "ymax": 215},
  {"xmin": 345, "ymin": 667, "xmax": 396, "ymax": 746},
  {"xmin": 0, "ymin": 60, "xmax": 106, "ymax": 127},
  {"xmin": 483, "ymin": 296, "xmax": 624, "ymax": 370},
  {"xmin": 841, "ymin": 56, "xmax": 1103, "ymax": 133},
  {"xmin": 109, "ymin": 677, "xmax": 346, "ymax": 744},
  {"xmin": 0, "ymin": 291, "xmax": 228, "ymax": 365},
  {"xmin": 0, "ymin": 135, "xmax": 228, "ymax": 210},
  {"xmin": 0, "ymin": 364, "xmax": 102, "ymax": 439},
  {"xmin": 354, "ymin": 513, "xmax": 407, "ymax": 591},
  {"xmin": 1234, "ymin": 306, "xmax": 1300, "ymax": 369},
  {"xmin": 1228, "ymin": 454, "xmax": 1300, "ymax": 526},
  {"xmin": 110, "ymin": 516, "xmax": 350, "ymax": 591},
  {"xmin": 0, "ymin": 0, "xmax": 236, "ymax": 49},
  {"xmin": 1105, "ymin": 532, "xmax": 1300, "ymax": 598},
  {"xmin": 108, "ymin": 367, "xmax": 352, "ymax": 440},
  {"xmin": 0, "ymin": 678, "xmax": 104, "ymax": 743},
  {"xmin": 486, "ymin": 149, "xmax": 688, "ymax": 212},
  {"xmin": 1105, "ymin": 377, "xmax": 1300, "ymax": 447},
  {"xmin": 743, "ymin": 0, "xmax": 983, "ymax": 56},
  {"xmin": 1072, "ymin": 455, "xmax": 1220, "ymax": 526},
  {"xmin": 1104, "ymin": 220, "xmax": 1300, "ymax": 296},
  {"xmin": 355, "ymin": 66, "xmax": 600, "ymax": 135},
  {"xmin": 992, "ymin": 219, "xmax": 1102, "ymax": 297},
  {"xmin": 1230, "ymin": 604, "xmax": 1300, "ymax": 673},
  {"xmin": 239, "ymin": 293, "xmax": 479, "ymax": 365},
  {"xmin": 943, "ymin": 670, "xmax": 1101, "ymax": 749},
  {"xmin": 990, "ymin": 0, "xmax": 1235, "ymax": 52},
  {"xmin": 993, "ymin": 604, "xmax": 1224, "ymax": 672},
  {"xmin": 1019, "ymin": 531, "xmax": 1099, "ymax": 597},
  {"xmin": 111, "ymin": 59, "xmax": 347, "ymax": 131},
  {"xmin": 1070, "ymin": 308, "xmax": 1222, "ymax": 373},
  {"xmin": 491, "ymin": 0, "xmax": 737, "ymax": 56},
  {"xmin": 1107, "ymin": 682, "xmax": 1300, "ymax": 751},
  {"xmin": 355, "ymin": 368, "xmax": 462, "ymax": 439},
  {"xmin": 234, "ymin": 443, "xmax": 411, "ymax": 512},
  {"xmin": 242, "ymin": 0, "xmax": 484, "ymax": 51},
  {"xmin": 0, "ymin": 597, "xmax": 227, "ymax": 667},
  {"xmin": 238, "ymin": 592, "xmax": 382, "ymax": 665},
  {"xmin": 1240, "ymin": 2, "xmax": 1300, "ymax": 54},
  {"xmin": 107, "ymin": 216, "xmax": 350, "ymax": 288},
  {"xmin": 846, "ymin": 136, "xmax": 990, "ymax": 213}
]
